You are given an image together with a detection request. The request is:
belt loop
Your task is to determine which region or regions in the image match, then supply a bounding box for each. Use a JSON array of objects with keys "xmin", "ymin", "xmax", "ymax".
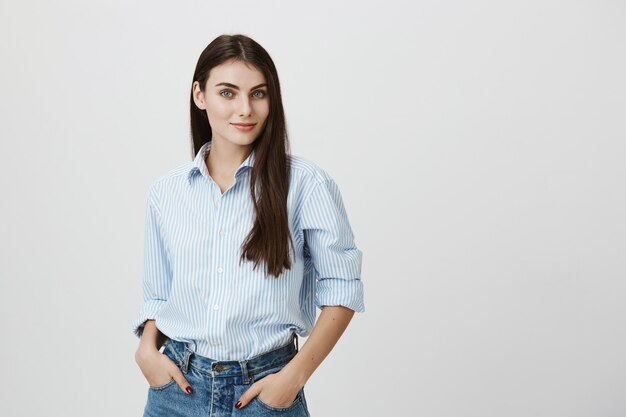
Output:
[
  {"xmin": 294, "ymin": 333, "xmax": 299, "ymax": 352},
  {"xmin": 239, "ymin": 360, "xmax": 250, "ymax": 384},
  {"xmin": 161, "ymin": 338, "xmax": 170, "ymax": 352},
  {"xmin": 182, "ymin": 343, "xmax": 193, "ymax": 374}
]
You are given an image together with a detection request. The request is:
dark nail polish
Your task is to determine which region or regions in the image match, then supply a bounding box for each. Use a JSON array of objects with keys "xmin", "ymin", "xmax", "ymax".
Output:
[
  {"xmin": 235, "ymin": 401, "xmax": 242, "ymax": 409},
  {"xmin": 186, "ymin": 386, "xmax": 193, "ymax": 394}
]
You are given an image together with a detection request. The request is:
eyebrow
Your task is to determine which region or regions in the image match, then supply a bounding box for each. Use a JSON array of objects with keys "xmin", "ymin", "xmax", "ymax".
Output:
[{"xmin": 214, "ymin": 82, "xmax": 268, "ymax": 90}]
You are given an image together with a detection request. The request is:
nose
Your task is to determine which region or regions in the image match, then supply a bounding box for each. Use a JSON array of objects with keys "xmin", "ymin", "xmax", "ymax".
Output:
[{"xmin": 238, "ymin": 95, "xmax": 252, "ymax": 117}]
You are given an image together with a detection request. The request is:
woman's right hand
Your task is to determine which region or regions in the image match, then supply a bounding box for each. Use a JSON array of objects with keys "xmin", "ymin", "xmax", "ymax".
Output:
[{"xmin": 135, "ymin": 348, "xmax": 193, "ymax": 394}]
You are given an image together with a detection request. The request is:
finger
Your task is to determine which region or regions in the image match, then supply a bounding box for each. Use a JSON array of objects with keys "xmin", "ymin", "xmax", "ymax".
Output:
[
  {"xmin": 171, "ymin": 367, "xmax": 193, "ymax": 394},
  {"xmin": 235, "ymin": 381, "xmax": 263, "ymax": 409}
]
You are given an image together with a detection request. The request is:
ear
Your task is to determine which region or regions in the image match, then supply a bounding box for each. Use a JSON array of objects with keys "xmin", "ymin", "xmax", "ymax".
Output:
[{"xmin": 192, "ymin": 81, "xmax": 206, "ymax": 110}]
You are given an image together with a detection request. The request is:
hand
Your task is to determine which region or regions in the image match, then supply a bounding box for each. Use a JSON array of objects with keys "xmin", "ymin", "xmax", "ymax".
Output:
[
  {"xmin": 135, "ymin": 348, "xmax": 193, "ymax": 394},
  {"xmin": 235, "ymin": 368, "xmax": 302, "ymax": 409}
]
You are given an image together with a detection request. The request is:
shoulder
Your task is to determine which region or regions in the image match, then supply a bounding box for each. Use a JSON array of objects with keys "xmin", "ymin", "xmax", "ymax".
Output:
[
  {"xmin": 147, "ymin": 161, "xmax": 195, "ymax": 198},
  {"xmin": 288, "ymin": 154, "xmax": 334, "ymax": 186},
  {"xmin": 287, "ymin": 154, "xmax": 346, "ymax": 209}
]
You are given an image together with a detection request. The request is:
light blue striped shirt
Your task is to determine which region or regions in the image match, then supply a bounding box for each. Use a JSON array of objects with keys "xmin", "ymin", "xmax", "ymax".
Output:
[{"xmin": 131, "ymin": 141, "xmax": 364, "ymax": 360}]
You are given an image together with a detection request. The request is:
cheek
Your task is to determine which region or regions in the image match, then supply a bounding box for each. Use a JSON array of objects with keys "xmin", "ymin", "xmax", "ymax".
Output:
[
  {"xmin": 206, "ymin": 99, "xmax": 232, "ymax": 123},
  {"xmin": 255, "ymin": 101, "xmax": 270, "ymax": 122}
]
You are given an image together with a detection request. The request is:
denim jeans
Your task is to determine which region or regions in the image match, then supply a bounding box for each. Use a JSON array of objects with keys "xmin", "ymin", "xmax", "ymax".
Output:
[{"xmin": 143, "ymin": 335, "xmax": 310, "ymax": 417}]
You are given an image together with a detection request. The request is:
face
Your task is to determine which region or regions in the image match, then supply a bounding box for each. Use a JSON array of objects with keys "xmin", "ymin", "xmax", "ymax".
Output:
[{"xmin": 193, "ymin": 59, "xmax": 269, "ymax": 149}]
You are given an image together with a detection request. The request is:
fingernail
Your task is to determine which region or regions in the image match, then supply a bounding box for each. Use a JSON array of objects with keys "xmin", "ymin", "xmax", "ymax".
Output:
[
  {"xmin": 235, "ymin": 401, "xmax": 242, "ymax": 409},
  {"xmin": 186, "ymin": 386, "xmax": 193, "ymax": 394}
]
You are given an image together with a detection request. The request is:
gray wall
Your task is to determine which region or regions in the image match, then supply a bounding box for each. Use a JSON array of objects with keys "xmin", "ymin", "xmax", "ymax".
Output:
[{"xmin": 1, "ymin": 0, "xmax": 624, "ymax": 416}]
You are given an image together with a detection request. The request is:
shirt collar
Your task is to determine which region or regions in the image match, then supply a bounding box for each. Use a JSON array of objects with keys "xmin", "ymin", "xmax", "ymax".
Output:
[{"xmin": 187, "ymin": 141, "xmax": 256, "ymax": 185}]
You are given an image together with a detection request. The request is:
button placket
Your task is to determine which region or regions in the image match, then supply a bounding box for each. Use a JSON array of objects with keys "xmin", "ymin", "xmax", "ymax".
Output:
[{"xmin": 207, "ymin": 183, "xmax": 230, "ymax": 351}]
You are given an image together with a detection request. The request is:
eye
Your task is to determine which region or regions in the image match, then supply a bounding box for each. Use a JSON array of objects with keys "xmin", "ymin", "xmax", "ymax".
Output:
[
  {"xmin": 252, "ymin": 90, "xmax": 266, "ymax": 98},
  {"xmin": 219, "ymin": 90, "xmax": 233, "ymax": 98}
]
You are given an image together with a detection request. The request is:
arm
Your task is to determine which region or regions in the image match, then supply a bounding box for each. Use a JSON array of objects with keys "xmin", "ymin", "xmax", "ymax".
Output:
[
  {"xmin": 285, "ymin": 177, "xmax": 364, "ymax": 384},
  {"xmin": 135, "ymin": 319, "xmax": 169, "ymax": 359},
  {"xmin": 281, "ymin": 305, "xmax": 355, "ymax": 387},
  {"xmin": 132, "ymin": 185, "xmax": 192, "ymax": 393},
  {"xmin": 131, "ymin": 182, "xmax": 173, "ymax": 350}
]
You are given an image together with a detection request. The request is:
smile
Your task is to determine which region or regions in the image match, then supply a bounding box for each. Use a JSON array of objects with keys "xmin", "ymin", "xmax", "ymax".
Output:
[{"xmin": 231, "ymin": 123, "xmax": 256, "ymax": 132}]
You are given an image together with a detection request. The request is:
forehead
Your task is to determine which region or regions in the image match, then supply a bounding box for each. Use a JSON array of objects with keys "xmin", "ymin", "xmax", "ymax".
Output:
[{"xmin": 207, "ymin": 59, "xmax": 266, "ymax": 85}]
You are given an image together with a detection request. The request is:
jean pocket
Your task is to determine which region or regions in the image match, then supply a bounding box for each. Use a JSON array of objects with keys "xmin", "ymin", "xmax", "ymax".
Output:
[
  {"xmin": 149, "ymin": 377, "xmax": 177, "ymax": 390},
  {"xmin": 148, "ymin": 343, "xmax": 181, "ymax": 390},
  {"xmin": 252, "ymin": 387, "xmax": 304, "ymax": 412}
]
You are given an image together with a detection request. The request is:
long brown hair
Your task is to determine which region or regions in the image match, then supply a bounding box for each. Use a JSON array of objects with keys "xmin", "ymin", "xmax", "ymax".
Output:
[{"xmin": 189, "ymin": 34, "xmax": 294, "ymax": 278}]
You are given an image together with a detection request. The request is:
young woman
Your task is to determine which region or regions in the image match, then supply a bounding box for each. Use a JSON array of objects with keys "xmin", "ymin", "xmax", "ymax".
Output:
[{"xmin": 132, "ymin": 34, "xmax": 365, "ymax": 417}]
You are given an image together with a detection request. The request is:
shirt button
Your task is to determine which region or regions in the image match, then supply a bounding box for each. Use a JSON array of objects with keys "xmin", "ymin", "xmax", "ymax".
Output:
[
  {"xmin": 213, "ymin": 304, "xmax": 220, "ymax": 310},
  {"xmin": 219, "ymin": 229, "xmax": 225, "ymax": 236},
  {"xmin": 217, "ymin": 267, "xmax": 223, "ymax": 273}
]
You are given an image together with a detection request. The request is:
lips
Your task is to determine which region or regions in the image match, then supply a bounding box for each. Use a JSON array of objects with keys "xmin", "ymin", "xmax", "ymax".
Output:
[{"xmin": 231, "ymin": 122, "xmax": 256, "ymax": 132}]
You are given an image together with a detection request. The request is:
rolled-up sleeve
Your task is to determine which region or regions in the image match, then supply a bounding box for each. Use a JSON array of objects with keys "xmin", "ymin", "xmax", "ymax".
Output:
[
  {"xmin": 300, "ymin": 178, "xmax": 365, "ymax": 313},
  {"xmin": 131, "ymin": 183, "xmax": 173, "ymax": 338}
]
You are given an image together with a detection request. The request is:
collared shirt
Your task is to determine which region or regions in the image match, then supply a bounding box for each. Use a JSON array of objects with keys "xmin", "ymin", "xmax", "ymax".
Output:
[{"xmin": 131, "ymin": 141, "xmax": 364, "ymax": 360}]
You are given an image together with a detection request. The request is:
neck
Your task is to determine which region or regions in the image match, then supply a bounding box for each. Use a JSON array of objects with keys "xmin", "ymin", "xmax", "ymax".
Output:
[{"xmin": 205, "ymin": 139, "xmax": 253, "ymax": 180}]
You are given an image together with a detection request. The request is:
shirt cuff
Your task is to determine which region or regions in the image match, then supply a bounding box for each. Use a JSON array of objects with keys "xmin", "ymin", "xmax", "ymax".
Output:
[
  {"xmin": 131, "ymin": 299, "xmax": 167, "ymax": 339},
  {"xmin": 315, "ymin": 278, "xmax": 365, "ymax": 313}
]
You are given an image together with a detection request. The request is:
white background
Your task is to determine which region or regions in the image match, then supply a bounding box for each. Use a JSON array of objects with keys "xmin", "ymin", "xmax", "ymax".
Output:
[{"xmin": 1, "ymin": 1, "xmax": 625, "ymax": 416}]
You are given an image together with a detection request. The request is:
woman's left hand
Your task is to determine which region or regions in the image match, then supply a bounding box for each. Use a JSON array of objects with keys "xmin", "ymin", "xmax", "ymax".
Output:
[{"xmin": 235, "ymin": 368, "xmax": 302, "ymax": 409}]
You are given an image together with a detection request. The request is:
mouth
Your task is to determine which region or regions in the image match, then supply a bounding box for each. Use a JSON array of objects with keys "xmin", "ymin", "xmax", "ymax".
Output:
[
  {"xmin": 230, "ymin": 122, "xmax": 256, "ymax": 127},
  {"xmin": 231, "ymin": 122, "xmax": 257, "ymax": 132}
]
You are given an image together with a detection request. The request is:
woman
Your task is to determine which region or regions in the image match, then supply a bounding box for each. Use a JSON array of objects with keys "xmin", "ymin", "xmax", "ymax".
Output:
[{"xmin": 132, "ymin": 33, "xmax": 365, "ymax": 417}]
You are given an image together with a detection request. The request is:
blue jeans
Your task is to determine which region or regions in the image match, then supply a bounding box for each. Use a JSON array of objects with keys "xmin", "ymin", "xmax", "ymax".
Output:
[{"xmin": 143, "ymin": 335, "xmax": 311, "ymax": 417}]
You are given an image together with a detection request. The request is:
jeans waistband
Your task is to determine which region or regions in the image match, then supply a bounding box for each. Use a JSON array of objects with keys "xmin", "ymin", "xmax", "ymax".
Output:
[{"xmin": 162, "ymin": 334, "xmax": 299, "ymax": 384}]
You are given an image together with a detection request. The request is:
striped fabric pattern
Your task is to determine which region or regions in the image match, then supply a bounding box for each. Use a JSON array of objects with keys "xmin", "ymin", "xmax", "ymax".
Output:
[{"xmin": 131, "ymin": 141, "xmax": 364, "ymax": 360}]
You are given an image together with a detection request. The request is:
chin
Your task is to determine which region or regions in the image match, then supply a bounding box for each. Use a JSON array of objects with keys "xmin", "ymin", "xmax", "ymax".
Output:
[{"xmin": 228, "ymin": 137, "xmax": 257, "ymax": 147}]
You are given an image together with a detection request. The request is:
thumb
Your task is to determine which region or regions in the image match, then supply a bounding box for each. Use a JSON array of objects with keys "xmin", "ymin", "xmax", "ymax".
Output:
[
  {"xmin": 235, "ymin": 382, "xmax": 262, "ymax": 409},
  {"xmin": 171, "ymin": 366, "xmax": 193, "ymax": 395}
]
